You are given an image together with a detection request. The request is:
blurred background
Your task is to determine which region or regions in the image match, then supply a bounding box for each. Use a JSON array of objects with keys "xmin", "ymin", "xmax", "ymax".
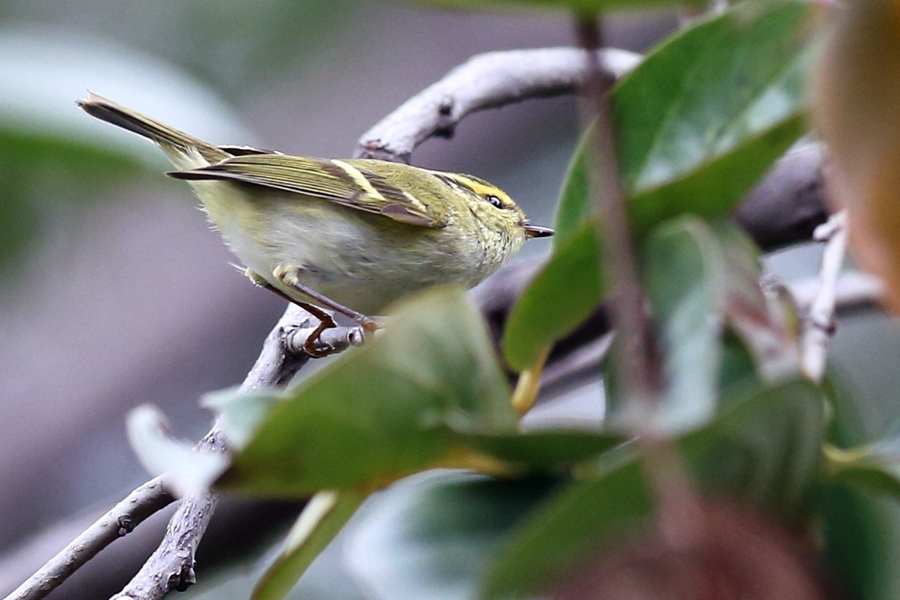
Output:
[{"xmin": 0, "ymin": 1, "xmax": 897, "ymax": 599}]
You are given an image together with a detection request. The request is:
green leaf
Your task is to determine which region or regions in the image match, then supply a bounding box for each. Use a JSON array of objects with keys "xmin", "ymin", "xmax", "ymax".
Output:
[
  {"xmin": 681, "ymin": 379, "xmax": 823, "ymax": 520},
  {"xmin": 616, "ymin": 2, "xmax": 815, "ymax": 235},
  {"xmin": 253, "ymin": 491, "xmax": 366, "ymax": 600},
  {"xmin": 346, "ymin": 472, "xmax": 560, "ymax": 600},
  {"xmin": 819, "ymin": 483, "xmax": 900, "ymax": 600},
  {"xmin": 458, "ymin": 429, "xmax": 625, "ymax": 469},
  {"xmin": 0, "ymin": 25, "xmax": 255, "ymax": 271},
  {"xmin": 716, "ymin": 222, "xmax": 801, "ymax": 382},
  {"xmin": 503, "ymin": 222, "xmax": 605, "ymax": 371},
  {"xmin": 634, "ymin": 216, "xmax": 725, "ymax": 433},
  {"xmin": 552, "ymin": 126, "xmax": 594, "ymax": 246},
  {"xmin": 484, "ymin": 458, "xmax": 654, "ymax": 598},
  {"xmin": 502, "ymin": 1, "xmax": 815, "ymax": 370},
  {"xmin": 483, "ymin": 378, "xmax": 823, "ymax": 598},
  {"xmin": 216, "ymin": 288, "xmax": 516, "ymax": 497}
]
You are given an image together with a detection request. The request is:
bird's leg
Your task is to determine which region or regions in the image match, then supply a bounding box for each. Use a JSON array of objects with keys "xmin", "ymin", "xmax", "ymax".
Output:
[
  {"xmin": 254, "ymin": 266, "xmax": 382, "ymax": 354},
  {"xmin": 271, "ymin": 266, "xmax": 380, "ymax": 331},
  {"xmin": 245, "ymin": 268, "xmax": 341, "ymax": 357}
]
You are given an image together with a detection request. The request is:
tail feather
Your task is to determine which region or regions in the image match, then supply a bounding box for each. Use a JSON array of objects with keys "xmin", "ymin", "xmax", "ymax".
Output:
[{"xmin": 77, "ymin": 92, "xmax": 229, "ymax": 166}]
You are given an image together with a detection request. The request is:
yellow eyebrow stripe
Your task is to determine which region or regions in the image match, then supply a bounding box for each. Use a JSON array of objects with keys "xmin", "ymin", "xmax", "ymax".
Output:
[{"xmin": 433, "ymin": 171, "xmax": 502, "ymax": 199}]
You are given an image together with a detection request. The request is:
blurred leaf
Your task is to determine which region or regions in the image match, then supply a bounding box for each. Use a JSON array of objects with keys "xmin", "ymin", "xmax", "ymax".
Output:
[
  {"xmin": 253, "ymin": 491, "xmax": 365, "ymax": 600},
  {"xmin": 216, "ymin": 288, "xmax": 516, "ymax": 497},
  {"xmin": 815, "ymin": 0, "xmax": 900, "ymax": 314},
  {"xmin": 503, "ymin": 1, "xmax": 814, "ymax": 370},
  {"xmin": 819, "ymin": 483, "xmax": 900, "ymax": 600},
  {"xmin": 636, "ymin": 216, "xmax": 725, "ymax": 433},
  {"xmin": 825, "ymin": 435, "xmax": 900, "ymax": 501},
  {"xmin": 0, "ymin": 25, "xmax": 253, "ymax": 271},
  {"xmin": 126, "ymin": 404, "xmax": 229, "ymax": 496},
  {"xmin": 503, "ymin": 222, "xmax": 605, "ymax": 371},
  {"xmin": 681, "ymin": 379, "xmax": 823, "ymax": 520},
  {"xmin": 0, "ymin": 25, "xmax": 253, "ymax": 166},
  {"xmin": 203, "ymin": 387, "xmax": 282, "ymax": 452},
  {"xmin": 821, "ymin": 370, "xmax": 869, "ymax": 450},
  {"xmin": 346, "ymin": 472, "xmax": 560, "ymax": 600},
  {"xmin": 458, "ymin": 429, "xmax": 625, "ymax": 469},
  {"xmin": 484, "ymin": 457, "xmax": 653, "ymax": 598},
  {"xmin": 484, "ymin": 378, "xmax": 822, "ymax": 597},
  {"xmin": 717, "ymin": 223, "xmax": 801, "ymax": 382}
]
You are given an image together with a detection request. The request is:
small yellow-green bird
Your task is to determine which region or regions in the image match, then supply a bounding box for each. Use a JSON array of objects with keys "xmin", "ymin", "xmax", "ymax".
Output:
[{"xmin": 78, "ymin": 93, "xmax": 552, "ymax": 336}]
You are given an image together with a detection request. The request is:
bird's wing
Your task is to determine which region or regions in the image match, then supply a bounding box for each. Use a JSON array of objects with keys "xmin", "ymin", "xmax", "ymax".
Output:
[{"xmin": 168, "ymin": 155, "xmax": 447, "ymax": 228}]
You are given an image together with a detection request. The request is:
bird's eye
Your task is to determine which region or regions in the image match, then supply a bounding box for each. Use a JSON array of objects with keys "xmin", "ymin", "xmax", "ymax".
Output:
[{"xmin": 486, "ymin": 194, "xmax": 503, "ymax": 209}]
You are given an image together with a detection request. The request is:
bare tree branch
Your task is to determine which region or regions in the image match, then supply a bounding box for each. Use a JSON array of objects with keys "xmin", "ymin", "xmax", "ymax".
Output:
[
  {"xmin": 3, "ymin": 307, "xmax": 362, "ymax": 600},
  {"xmin": 354, "ymin": 47, "xmax": 642, "ymax": 162},
  {"xmin": 4, "ymin": 479, "xmax": 173, "ymax": 600},
  {"xmin": 108, "ymin": 309, "xmax": 362, "ymax": 600}
]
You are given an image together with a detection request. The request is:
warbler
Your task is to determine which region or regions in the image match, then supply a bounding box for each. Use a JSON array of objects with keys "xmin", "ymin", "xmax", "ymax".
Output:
[{"xmin": 78, "ymin": 93, "xmax": 552, "ymax": 336}]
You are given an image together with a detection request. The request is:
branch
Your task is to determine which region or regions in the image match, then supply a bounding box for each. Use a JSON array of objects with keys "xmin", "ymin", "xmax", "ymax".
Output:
[
  {"xmin": 4, "ymin": 478, "xmax": 173, "ymax": 600},
  {"xmin": 800, "ymin": 211, "xmax": 849, "ymax": 383},
  {"xmin": 109, "ymin": 309, "xmax": 362, "ymax": 600},
  {"xmin": 4, "ymin": 306, "xmax": 360, "ymax": 600},
  {"xmin": 354, "ymin": 47, "xmax": 642, "ymax": 162}
]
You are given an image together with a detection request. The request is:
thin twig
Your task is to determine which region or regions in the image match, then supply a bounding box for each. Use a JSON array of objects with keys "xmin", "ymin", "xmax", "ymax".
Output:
[
  {"xmin": 791, "ymin": 270, "xmax": 882, "ymax": 317},
  {"xmin": 3, "ymin": 306, "xmax": 350, "ymax": 600},
  {"xmin": 800, "ymin": 210, "xmax": 848, "ymax": 383},
  {"xmin": 4, "ymin": 478, "xmax": 173, "ymax": 600},
  {"xmin": 108, "ymin": 308, "xmax": 362, "ymax": 600},
  {"xmin": 109, "ymin": 428, "xmax": 225, "ymax": 600}
]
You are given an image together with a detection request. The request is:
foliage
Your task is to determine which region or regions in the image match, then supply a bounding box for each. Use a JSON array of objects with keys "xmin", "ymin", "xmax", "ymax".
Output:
[{"xmin": 24, "ymin": 0, "xmax": 900, "ymax": 598}]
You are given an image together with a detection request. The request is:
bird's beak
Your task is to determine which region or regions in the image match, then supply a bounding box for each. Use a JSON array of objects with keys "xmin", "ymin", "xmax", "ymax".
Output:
[{"xmin": 524, "ymin": 224, "xmax": 554, "ymax": 238}]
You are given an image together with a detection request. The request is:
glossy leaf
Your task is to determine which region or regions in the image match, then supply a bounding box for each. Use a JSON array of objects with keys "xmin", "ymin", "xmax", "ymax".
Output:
[
  {"xmin": 552, "ymin": 127, "xmax": 594, "ymax": 246},
  {"xmin": 502, "ymin": 1, "xmax": 815, "ymax": 370},
  {"xmin": 253, "ymin": 491, "xmax": 365, "ymax": 600},
  {"xmin": 503, "ymin": 222, "xmax": 605, "ymax": 371},
  {"xmin": 616, "ymin": 1, "xmax": 814, "ymax": 235},
  {"xmin": 216, "ymin": 288, "xmax": 516, "ymax": 497},
  {"xmin": 484, "ymin": 379, "xmax": 823, "ymax": 598}
]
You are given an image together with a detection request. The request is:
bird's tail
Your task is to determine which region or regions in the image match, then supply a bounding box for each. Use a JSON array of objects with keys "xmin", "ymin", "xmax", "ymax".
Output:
[{"xmin": 77, "ymin": 92, "xmax": 229, "ymax": 167}]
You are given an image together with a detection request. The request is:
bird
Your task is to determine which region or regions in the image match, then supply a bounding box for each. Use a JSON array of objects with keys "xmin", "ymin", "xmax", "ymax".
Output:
[{"xmin": 78, "ymin": 93, "xmax": 552, "ymax": 349}]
